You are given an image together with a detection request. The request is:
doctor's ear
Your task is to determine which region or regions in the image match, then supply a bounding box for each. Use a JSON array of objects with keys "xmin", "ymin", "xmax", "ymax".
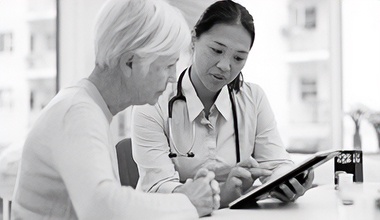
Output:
[
  {"xmin": 119, "ymin": 53, "xmax": 134, "ymax": 78},
  {"xmin": 126, "ymin": 59, "xmax": 132, "ymax": 68},
  {"xmin": 191, "ymin": 30, "xmax": 197, "ymax": 50}
]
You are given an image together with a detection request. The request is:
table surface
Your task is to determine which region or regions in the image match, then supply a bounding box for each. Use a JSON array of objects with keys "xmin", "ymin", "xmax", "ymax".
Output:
[
  {"xmin": 209, "ymin": 182, "xmax": 380, "ymax": 220},
  {"xmin": 1, "ymin": 153, "xmax": 380, "ymax": 219}
]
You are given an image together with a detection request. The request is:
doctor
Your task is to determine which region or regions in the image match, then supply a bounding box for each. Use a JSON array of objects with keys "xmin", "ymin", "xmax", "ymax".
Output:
[{"xmin": 132, "ymin": 0, "xmax": 314, "ymax": 208}]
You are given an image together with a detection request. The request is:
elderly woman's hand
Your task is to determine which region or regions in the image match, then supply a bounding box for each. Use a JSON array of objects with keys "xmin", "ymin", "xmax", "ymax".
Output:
[
  {"xmin": 173, "ymin": 168, "xmax": 219, "ymax": 217},
  {"xmin": 270, "ymin": 169, "xmax": 315, "ymax": 202}
]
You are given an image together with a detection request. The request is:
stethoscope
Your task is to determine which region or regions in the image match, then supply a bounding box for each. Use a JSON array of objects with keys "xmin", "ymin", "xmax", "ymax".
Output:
[{"xmin": 167, "ymin": 68, "xmax": 241, "ymax": 163}]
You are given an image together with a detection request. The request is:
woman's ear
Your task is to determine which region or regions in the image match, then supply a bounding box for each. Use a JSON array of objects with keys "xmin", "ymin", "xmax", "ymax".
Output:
[{"xmin": 119, "ymin": 52, "xmax": 134, "ymax": 78}]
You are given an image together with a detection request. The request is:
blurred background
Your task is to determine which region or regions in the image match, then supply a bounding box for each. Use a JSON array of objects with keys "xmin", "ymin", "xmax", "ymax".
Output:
[
  {"xmin": 1, "ymin": 0, "xmax": 379, "ymax": 154},
  {"xmin": 0, "ymin": 0, "xmax": 380, "ymax": 217}
]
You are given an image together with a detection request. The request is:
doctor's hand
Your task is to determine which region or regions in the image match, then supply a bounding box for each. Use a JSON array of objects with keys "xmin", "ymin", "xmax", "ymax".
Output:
[
  {"xmin": 173, "ymin": 168, "xmax": 219, "ymax": 217},
  {"xmin": 220, "ymin": 157, "xmax": 272, "ymax": 208},
  {"xmin": 270, "ymin": 169, "xmax": 315, "ymax": 203}
]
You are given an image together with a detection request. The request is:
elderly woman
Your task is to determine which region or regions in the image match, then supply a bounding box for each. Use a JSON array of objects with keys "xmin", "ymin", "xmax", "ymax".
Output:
[{"xmin": 11, "ymin": 0, "xmax": 219, "ymax": 219}]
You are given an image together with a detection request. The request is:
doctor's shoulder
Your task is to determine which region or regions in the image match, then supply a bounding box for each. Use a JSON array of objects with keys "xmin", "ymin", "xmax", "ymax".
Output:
[{"xmin": 239, "ymin": 81, "xmax": 268, "ymax": 103}]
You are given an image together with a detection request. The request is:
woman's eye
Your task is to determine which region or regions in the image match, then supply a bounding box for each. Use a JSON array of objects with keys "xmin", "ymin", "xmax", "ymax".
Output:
[
  {"xmin": 235, "ymin": 56, "xmax": 244, "ymax": 62},
  {"xmin": 211, "ymin": 47, "xmax": 223, "ymax": 54}
]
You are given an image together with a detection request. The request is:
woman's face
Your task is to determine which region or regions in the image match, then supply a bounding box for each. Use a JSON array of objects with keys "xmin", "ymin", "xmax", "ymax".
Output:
[
  {"xmin": 192, "ymin": 23, "xmax": 251, "ymax": 92},
  {"xmin": 131, "ymin": 53, "xmax": 179, "ymax": 105}
]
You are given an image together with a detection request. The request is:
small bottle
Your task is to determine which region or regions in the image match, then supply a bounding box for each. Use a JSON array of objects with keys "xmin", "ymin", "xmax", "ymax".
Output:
[{"xmin": 337, "ymin": 173, "xmax": 354, "ymax": 205}]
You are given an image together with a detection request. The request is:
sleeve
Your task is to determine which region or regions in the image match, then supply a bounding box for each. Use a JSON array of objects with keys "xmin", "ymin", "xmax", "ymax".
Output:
[
  {"xmin": 131, "ymin": 103, "xmax": 183, "ymax": 193},
  {"xmin": 52, "ymin": 103, "xmax": 197, "ymax": 220},
  {"xmin": 249, "ymin": 85, "xmax": 295, "ymax": 181}
]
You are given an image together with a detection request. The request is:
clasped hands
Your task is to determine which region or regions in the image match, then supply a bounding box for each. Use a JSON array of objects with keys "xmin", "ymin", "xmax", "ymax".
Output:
[{"xmin": 173, "ymin": 168, "xmax": 220, "ymax": 217}]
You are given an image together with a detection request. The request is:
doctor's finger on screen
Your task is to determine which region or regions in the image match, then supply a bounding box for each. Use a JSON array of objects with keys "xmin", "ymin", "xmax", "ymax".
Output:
[{"xmin": 237, "ymin": 157, "xmax": 272, "ymax": 189}]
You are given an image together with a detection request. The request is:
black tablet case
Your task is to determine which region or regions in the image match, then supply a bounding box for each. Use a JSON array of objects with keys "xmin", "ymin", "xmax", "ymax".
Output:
[{"xmin": 229, "ymin": 150, "xmax": 342, "ymax": 209}]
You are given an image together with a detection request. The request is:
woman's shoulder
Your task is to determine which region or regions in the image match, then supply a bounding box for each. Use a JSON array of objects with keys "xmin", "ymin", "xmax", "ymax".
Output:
[
  {"xmin": 45, "ymin": 81, "xmax": 106, "ymax": 122},
  {"xmin": 58, "ymin": 84, "xmax": 98, "ymax": 110}
]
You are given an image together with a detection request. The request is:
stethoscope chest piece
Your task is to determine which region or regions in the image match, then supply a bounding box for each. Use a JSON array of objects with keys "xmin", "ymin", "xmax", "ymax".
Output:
[{"xmin": 168, "ymin": 151, "xmax": 194, "ymax": 158}]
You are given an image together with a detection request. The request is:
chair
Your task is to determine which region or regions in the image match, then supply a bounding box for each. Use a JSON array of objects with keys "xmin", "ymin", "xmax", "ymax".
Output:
[
  {"xmin": 1, "ymin": 197, "xmax": 11, "ymax": 220},
  {"xmin": 115, "ymin": 138, "xmax": 139, "ymax": 188}
]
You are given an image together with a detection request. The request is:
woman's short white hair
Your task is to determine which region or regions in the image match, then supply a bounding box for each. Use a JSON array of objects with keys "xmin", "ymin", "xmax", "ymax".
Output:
[{"xmin": 94, "ymin": 0, "xmax": 191, "ymax": 69}]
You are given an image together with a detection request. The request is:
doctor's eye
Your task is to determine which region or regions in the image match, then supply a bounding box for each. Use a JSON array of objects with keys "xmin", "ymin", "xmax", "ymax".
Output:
[{"xmin": 234, "ymin": 56, "xmax": 245, "ymax": 62}]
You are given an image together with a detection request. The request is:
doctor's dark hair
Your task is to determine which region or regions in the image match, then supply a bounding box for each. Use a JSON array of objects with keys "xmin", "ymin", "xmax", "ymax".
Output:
[
  {"xmin": 193, "ymin": 0, "xmax": 255, "ymax": 92},
  {"xmin": 194, "ymin": 0, "xmax": 255, "ymax": 48}
]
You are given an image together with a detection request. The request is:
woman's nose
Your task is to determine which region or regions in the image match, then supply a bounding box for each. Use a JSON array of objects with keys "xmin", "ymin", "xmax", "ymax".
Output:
[
  {"xmin": 216, "ymin": 56, "xmax": 231, "ymax": 72},
  {"xmin": 168, "ymin": 67, "xmax": 177, "ymax": 83}
]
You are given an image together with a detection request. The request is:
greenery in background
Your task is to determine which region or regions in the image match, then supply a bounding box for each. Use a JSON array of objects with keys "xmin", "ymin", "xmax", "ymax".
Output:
[{"xmin": 349, "ymin": 104, "xmax": 380, "ymax": 150}]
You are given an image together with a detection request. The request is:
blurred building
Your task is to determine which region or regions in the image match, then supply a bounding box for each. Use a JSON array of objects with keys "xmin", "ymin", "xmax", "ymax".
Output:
[
  {"xmin": 283, "ymin": 0, "xmax": 380, "ymax": 153},
  {"xmin": 0, "ymin": 0, "xmax": 56, "ymax": 149},
  {"xmin": 1, "ymin": 0, "xmax": 379, "ymax": 153},
  {"xmin": 283, "ymin": 0, "xmax": 334, "ymax": 152}
]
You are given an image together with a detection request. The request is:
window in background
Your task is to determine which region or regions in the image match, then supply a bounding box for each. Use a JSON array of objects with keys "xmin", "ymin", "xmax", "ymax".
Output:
[
  {"xmin": 0, "ymin": 33, "xmax": 13, "ymax": 52},
  {"xmin": 0, "ymin": 88, "xmax": 13, "ymax": 109},
  {"xmin": 304, "ymin": 7, "xmax": 317, "ymax": 29},
  {"xmin": 300, "ymin": 78, "xmax": 317, "ymax": 102},
  {"xmin": 342, "ymin": 0, "xmax": 380, "ymax": 153},
  {"xmin": 2, "ymin": 0, "xmax": 374, "ymax": 155},
  {"xmin": 243, "ymin": 0, "xmax": 379, "ymax": 154},
  {"xmin": 0, "ymin": 0, "xmax": 57, "ymax": 151},
  {"xmin": 242, "ymin": 0, "xmax": 335, "ymax": 153}
]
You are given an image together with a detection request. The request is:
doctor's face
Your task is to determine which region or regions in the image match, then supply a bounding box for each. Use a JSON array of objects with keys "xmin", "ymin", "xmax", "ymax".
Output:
[{"xmin": 192, "ymin": 23, "xmax": 251, "ymax": 92}]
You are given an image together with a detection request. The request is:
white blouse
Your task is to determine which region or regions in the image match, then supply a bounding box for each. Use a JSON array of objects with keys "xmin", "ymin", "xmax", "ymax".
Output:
[{"xmin": 132, "ymin": 69, "xmax": 294, "ymax": 194}]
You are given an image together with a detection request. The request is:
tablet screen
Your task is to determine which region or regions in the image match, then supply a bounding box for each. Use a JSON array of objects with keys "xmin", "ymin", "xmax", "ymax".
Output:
[{"xmin": 229, "ymin": 150, "xmax": 342, "ymax": 209}]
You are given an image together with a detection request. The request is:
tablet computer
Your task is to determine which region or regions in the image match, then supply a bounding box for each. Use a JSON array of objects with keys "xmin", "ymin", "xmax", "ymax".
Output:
[{"xmin": 229, "ymin": 150, "xmax": 342, "ymax": 209}]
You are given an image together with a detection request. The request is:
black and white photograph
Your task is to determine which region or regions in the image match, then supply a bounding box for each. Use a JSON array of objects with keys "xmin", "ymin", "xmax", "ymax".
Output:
[{"xmin": 0, "ymin": 0, "xmax": 380, "ymax": 219}]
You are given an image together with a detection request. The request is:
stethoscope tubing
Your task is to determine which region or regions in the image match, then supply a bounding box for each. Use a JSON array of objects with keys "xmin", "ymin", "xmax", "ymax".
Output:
[{"xmin": 167, "ymin": 68, "xmax": 240, "ymax": 163}]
